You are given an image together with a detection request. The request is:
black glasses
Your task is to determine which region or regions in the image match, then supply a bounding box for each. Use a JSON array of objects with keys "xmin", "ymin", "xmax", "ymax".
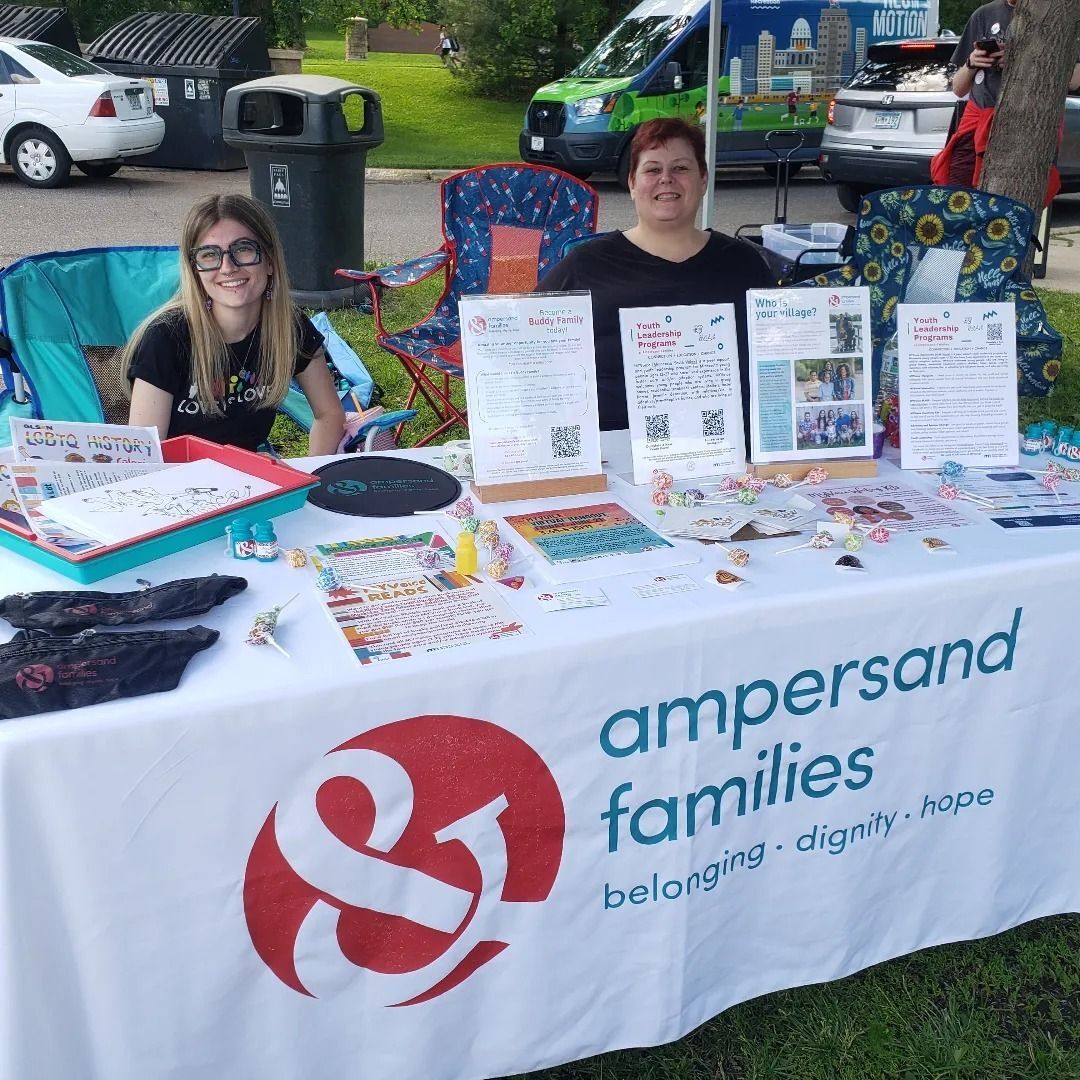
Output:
[{"xmin": 191, "ymin": 239, "xmax": 263, "ymax": 272}]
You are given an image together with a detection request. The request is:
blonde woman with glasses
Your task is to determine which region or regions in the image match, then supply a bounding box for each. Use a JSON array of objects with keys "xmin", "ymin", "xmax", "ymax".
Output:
[{"xmin": 122, "ymin": 194, "xmax": 344, "ymax": 454}]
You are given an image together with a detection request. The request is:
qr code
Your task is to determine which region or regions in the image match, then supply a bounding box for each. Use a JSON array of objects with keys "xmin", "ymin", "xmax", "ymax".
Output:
[
  {"xmin": 551, "ymin": 424, "xmax": 582, "ymax": 459},
  {"xmin": 645, "ymin": 413, "xmax": 671, "ymax": 441},
  {"xmin": 701, "ymin": 409, "xmax": 724, "ymax": 438},
  {"xmin": 986, "ymin": 322, "xmax": 1003, "ymax": 342}
]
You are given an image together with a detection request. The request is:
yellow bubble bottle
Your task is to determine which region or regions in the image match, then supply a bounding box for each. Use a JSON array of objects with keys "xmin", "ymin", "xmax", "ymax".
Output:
[{"xmin": 455, "ymin": 530, "xmax": 478, "ymax": 575}]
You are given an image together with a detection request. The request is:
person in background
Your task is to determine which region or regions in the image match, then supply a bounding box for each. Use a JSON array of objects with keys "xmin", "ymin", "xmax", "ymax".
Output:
[
  {"xmin": 436, "ymin": 26, "xmax": 461, "ymax": 68},
  {"xmin": 539, "ymin": 117, "xmax": 775, "ymax": 452},
  {"xmin": 931, "ymin": 0, "xmax": 1080, "ymax": 202},
  {"xmin": 826, "ymin": 410, "xmax": 837, "ymax": 446},
  {"xmin": 122, "ymin": 194, "xmax": 345, "ymax": 455},
  {"xmin": 799, "ymin": 410, "xmax": 814, "ymax": 443},
  {"xmin": 804, "ymin": 367, "xmax": 822, "ymax": 401},
  {"xmin": 850, "ymin": 411, "xmax": 863, "ymax": 443}
]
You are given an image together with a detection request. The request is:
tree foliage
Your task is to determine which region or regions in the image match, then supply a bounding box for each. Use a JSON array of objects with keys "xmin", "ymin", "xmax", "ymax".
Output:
[
  {"xmin": 305, "ymin": 0, "xmax": 444, "ymax": 32},
  {"xmin": 63, "ymin": 0, "xmax": 307, "ymax": 49},
  {"xmin": 445, "ymin": 0, "xmax": 633, "ymax": 98},
  {"xmin": 938, "ymin": 0, "xmax": 982, "ymax": 36}
]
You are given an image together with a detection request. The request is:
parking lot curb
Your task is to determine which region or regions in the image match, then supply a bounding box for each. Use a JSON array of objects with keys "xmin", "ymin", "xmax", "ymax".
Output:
[{"xmin": 365, "ymin": 168, "xmax": 455, "ymax": 183}]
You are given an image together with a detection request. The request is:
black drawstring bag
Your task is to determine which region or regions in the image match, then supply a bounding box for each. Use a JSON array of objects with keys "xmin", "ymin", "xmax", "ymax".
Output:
[
  {"xmin": 0, "ymin": 626, "xmax": 220, "ymax": 719},
  {"xmin": 0, "ymin": 575, "xmax": 247, "ymax": 633}
]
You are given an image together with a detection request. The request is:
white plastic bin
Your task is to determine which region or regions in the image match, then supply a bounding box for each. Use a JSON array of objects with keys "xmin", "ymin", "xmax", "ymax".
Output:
[{"xmin": 761, "ymin": 222, "xmax": 849, "ymax": 265}]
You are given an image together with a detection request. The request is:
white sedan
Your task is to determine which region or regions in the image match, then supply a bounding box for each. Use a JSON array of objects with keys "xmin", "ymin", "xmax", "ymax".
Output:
[{"xmin": 0, "ymin": 37, "xmax": 165, "ymax": 188}]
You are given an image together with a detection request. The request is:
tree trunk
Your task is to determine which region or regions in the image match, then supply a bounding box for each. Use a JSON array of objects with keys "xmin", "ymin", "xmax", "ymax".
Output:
[{"xmin": 980, "ymin": 0, "xmax": 1080, "ymax": 217}]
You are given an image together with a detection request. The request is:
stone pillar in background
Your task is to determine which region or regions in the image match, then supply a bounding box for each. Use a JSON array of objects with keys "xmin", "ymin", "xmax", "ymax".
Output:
[{"xmin": 345, "ymin": 18, "xmax": 369, "ymax": 61}]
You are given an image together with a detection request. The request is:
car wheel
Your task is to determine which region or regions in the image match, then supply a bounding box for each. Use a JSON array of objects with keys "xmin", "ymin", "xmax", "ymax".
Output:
[
  {"xmin": 76, "ymin": 161, "xmax": 123, "ymax": 179},
  {"xmin": 616, "ymin": 142, "xmax": 633, "ymax": 191},
  {"xmin": 763, "ymin": 160, "xmax": 804, "ymax": 181},
  {"xmin": 11, "ymin": 127, "xmax": 72, "ymax": 188},
  {"xmin": 835, "ymin": 183, "xmax": 866, "ymax": 214}
]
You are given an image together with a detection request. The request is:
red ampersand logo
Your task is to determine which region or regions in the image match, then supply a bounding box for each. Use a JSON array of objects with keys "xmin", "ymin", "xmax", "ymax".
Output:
[
  {"xmin": 467, "ymin": 315, "xmax": 487, "ymax": 335},
  {"xmin": 15, "ymin": 664, "xmax": 53, "ymax": 692},
  {"xmin": 243, "ymin": 715, "xmax": 564, "ymax": 1006}
]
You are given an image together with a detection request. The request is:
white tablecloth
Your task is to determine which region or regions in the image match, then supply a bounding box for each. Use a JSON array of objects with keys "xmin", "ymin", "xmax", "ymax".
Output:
[{"xmin": 0, "ymin": 437, "xmax": 1077, "ymax": 1080}]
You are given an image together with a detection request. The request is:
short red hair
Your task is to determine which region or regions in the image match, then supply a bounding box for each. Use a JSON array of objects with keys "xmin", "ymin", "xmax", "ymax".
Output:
[{"xmin": 628, "ymin": 118, "xmax": 707, "ymax": 178}]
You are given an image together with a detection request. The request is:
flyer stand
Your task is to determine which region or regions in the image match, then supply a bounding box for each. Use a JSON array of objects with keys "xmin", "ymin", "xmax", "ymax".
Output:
[{"xmin": 460, "ymin": 292, "xmax": 606, "ymax": 504}]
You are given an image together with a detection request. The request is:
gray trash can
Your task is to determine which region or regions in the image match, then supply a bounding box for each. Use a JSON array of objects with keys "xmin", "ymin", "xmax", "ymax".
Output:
[
  {"xmin": 87, "ymin": 12, "xmax": 271, "ymax": 170},
  {"xmin": 222, "ymin": 74, "xmax": 384, "ymax": 309}
]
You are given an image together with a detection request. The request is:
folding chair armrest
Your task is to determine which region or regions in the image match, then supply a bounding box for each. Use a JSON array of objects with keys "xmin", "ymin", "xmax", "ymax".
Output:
[
  {"xmin": 337, "ymin": 251, "xmax": 451, "ymax": 337},
  {"xmin": 344, "ymin": 409, "xmax": 419, "ymax": 453},
  {"xmin": 337, "ymin": 250, "xmax": 450, "ymax": 289}
]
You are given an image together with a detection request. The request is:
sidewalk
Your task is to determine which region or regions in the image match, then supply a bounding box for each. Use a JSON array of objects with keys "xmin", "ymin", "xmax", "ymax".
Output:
[{"xmin": 1042, "ymin": 228, "xmax": 1080, "ymax": 294}]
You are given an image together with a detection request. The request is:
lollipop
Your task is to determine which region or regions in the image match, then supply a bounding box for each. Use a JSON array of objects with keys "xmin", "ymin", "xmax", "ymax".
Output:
[
  {"xmin": 789, "ymin": 467, "xmax": 829, "ymax": 491},
  {"xmin": 735, "ymin": 474, "xmax": 755, "ymax": 489},
  {"xmin": 415, "ymin": 547, "xmax": 443, "ymax": 569},
  {"xmin": 487, "ymin": 558, "xmax": 509, "ymax": 579},
  {"xmin": 477, "ymin": 520, "xmax": 501, "ymax": 550},
  {"xmin": 285, "ymin": 547, "xmax": 307, "ymax": 568},
  {"xmin": 651, "ymin": 469, "xmax": 674, "ymax": 492},
  {"xmin": 775, "ymin": 531, "xmax": 835, "ymax": 555},
  {"xmin": 833, "ymin": 512, "xmax": 856, "ymax": 527},
  {"xmin": 447, "ymin": 496, "xmax": 476, "ymax": 520},
  {"xmin": 315, "ymin": 567, "xmax": 339, "ymax": 592},
  {"xmin": 724, "ymin": 546, "xmax": 750, "ymax": 567},
  {"xmin": 937, "ymin": 482, "xmax": 959, "ymax": 500},
  {"xmin": 651, "ymin": 488, "xmax": 670, "ymax": 507},
  {"xmin": 666, "ymin": 490, "xmax": 694, "ymax": 508},
  {"xmin": 494, "ymin": 542, "xmax": 514, "ymax": 564},
  {"xmin": 770, "ymin": 473, "xmax": 794, "ymax": 489},
  {"xmin": 460, "ymin": 515, "xmax": 481, "ymax": 533},
  {"xmin": 685, "ymin": 488, "xmax": 706, "ymax": 503},
  {"xmin": 245, "ymin": 594, "xmax": 298, "ymax": 658},
  {"xmin": 843, "ymin": 533, "xmax": 864, "ymax": 552},
  {"xmin": 864, "ymin": 525, "xmax": 891, "ymax": 545},
  {"xmin": 746, "ymin": 477, "xmax": 767, "ymax": 495},
  {"xmin": 940, "ymin": 460, "xmax": 965, "ymax": 481},
  {"xmin": 735, "ymin": 488, "xmax": 758, "ymax": 505}
]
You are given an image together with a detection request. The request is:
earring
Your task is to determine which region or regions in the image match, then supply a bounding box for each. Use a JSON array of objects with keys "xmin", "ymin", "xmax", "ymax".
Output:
[
  {"xmin": 264, "ymin": 279, "xmax": 274, "ymax": 301},
  {"xmin": 204, "ymin": 297, "xmax": 213, "ymax": 312}
]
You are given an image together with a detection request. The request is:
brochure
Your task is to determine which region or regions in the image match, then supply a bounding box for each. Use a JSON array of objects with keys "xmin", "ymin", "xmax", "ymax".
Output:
[
  {"xmin": 746, "ymin": 286, "xmax": 873, "ymax": 464},
  {"xmin": 897, "ymin": 303, "xmax": 1019, "ymax": 469},
  {"xmin": 618, "ymin": 303, "xmax": 744, "ymax": 484},
  {"xmin": 10, "ymin": 418, "xmax": 163, "ymax": 464},
  {"xmin": 459, "ymin": 292, "xmax": 602, "ymax": 486}
]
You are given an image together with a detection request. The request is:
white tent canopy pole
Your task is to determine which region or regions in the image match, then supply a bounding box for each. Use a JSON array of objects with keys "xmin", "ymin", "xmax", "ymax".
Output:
[{"xmin": 701, "ymin": 0, "xmax": 723, "ymax": 229}]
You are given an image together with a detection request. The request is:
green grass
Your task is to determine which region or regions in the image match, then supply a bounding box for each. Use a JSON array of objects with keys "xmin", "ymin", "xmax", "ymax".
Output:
[{"xmin": 300, "ymin": 32, "xmax": 527, "ymax": 169}]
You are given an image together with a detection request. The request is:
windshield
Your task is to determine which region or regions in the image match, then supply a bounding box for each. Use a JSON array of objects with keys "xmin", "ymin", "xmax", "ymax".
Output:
[
  {"xmin": 846, "ymin": 45, "xmax": 952, "ymax": 92},
  {"xmin": 571, "ymin": 15, "xmax": 689, "ymax": 79},
  {"xmin": 16, "ymin": 42, "xmax": 112, "ymax": 78}
]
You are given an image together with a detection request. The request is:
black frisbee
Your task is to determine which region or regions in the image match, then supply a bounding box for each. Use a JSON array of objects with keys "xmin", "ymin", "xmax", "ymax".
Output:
[{"xmin": 307, "ymin": 456, "xmax": 462, "ymax": 517}]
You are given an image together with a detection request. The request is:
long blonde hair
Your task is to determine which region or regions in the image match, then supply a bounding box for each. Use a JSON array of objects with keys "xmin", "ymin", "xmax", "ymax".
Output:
[{"xmin": 121, "ymin": 194, "xmax": 298, "ymax": 416}]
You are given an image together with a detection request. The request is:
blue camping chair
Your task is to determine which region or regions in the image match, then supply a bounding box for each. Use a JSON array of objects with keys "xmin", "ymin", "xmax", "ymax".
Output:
[
  {"xmin": 0, "ymin": 246, "xmax": 411, "ymax": 451},
  {"xmin": 336, "ymin": 163, "xmax": 598, "ymax": 446}
]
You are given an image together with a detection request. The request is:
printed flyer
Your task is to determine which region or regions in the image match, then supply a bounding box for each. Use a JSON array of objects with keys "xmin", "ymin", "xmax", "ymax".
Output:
[
  {"xmin": 311, "ymin": 533, "xmax": 454, "ymax": 584},
  {"xmin": 897, "ymin": 303, "xmax": 1019, "ymax": 469},
  {"xmin": 746, "ymin": 287, "xmax": 873, "ymax": 464},
  {"xmin": 459, "ymin": 293, "xmax": 602, "ymax": 486},
  {"xmin": 503, "ymin": 501, "xmax": 697, "ymax": 583},
  {"xmin": 804, "ymin": 481, "xmax": 974, "ymax": 533},
  {"xmin": 618, "ymin": 303, "xmax": 744, "ymax": 484},
  {"xmin": 10, "ymin": 418, "xmax": 163, "ymax": 464},
  {"xmin": 947, "ymin": 467, "xmax": 1080, "ymax": 530},
  {"xmin": 317, "ymin": 570, "xmax": 526, "ymax": 664}
]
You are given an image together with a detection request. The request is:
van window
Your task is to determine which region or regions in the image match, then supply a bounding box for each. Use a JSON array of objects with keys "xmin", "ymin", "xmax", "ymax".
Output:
[
  {"xmin": 572, "ymin": 15, "xmax": 690, "ymax": 79},
  {"xmin": 846, "ymin": 44, "xmax": 952, "ymax": 93},
  {"xmin": 663, "ymin": 24, "xmax": 727, "ymax": 91}
]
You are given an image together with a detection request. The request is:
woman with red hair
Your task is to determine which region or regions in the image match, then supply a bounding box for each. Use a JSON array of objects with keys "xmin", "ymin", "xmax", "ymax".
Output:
[{"xmin": 540, "ymin": 118, "xmax": 775, "ymax": 448}]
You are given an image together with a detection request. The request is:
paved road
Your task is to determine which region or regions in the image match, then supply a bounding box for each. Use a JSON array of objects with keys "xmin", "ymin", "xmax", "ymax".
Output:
[
  {"xmin": 3, "ymin": 162, "xmax": 1078, "ymax": 288},
  {"xmin": 0, "ymin": 162, "xmax": 859, "ymax": 267}
]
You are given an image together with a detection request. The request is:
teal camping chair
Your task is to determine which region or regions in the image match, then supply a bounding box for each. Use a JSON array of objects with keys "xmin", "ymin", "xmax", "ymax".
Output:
[{"xmin": 0, "ymin": 247, "xmax": 410, "ymax": 450}]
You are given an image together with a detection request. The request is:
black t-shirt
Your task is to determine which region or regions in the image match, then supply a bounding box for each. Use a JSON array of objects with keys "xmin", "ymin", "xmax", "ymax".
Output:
[
  {"xmin": 127, "ymin": 310, "xmax": 323, "ymax": 450},
  {"xmin": 951, "ymin": 0, "xmax": 1015, "ymax": 109},
  {"xmin": 538, "ymin": 230, "xmax": 776, "ymax": 444}
]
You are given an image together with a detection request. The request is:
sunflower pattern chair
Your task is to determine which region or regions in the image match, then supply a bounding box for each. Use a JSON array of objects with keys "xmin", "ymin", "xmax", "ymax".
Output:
[{"xmin": 802, "ymin": 186, "xmax": 1063, "ymax": 396}]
